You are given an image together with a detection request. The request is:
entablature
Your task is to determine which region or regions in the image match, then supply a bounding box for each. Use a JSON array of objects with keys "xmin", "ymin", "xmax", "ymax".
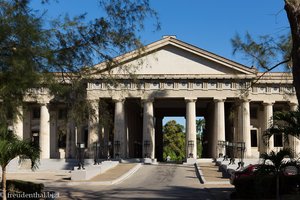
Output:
[{"xmin": 87, "ymin": 73, "xmax": 295, "ymax": 97}]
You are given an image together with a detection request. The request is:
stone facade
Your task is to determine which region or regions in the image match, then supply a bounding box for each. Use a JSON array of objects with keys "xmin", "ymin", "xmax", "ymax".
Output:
[{"xmin": 13, "ymin": 36, "xmax": 298, "ymax": 161}]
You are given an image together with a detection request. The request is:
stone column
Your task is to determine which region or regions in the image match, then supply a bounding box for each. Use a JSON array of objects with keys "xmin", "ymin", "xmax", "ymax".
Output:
[
  {"xmin": 142, "ymin": 99, "xmax": 155, "ymax": 159},
  {"xmin": 289, "ymin": 102, "xmax": 299, "ymax": 156},
  {"xmin": 239, "ymin": 100, "xmax": 252, "ymax": 158},
  {"xmin": 262, "ymin": 102, "xmax": 274, "ymax": 153},
  {"xmin": 50, "ymin": 110, "xmax": 58, "ymax": 158},
  {"xmin": 23, "ymin": 109, "xmax": 31, "ymax": 140},
  {"xmin": 185, "ymin": 98, "xmax": 197, "ymax": 159},
  {"xmin": 13, "ymin": 106, "xmax": 23, "ymax": 140},
  {"xmin": 155, "ymin": 116, "xmax": 163, "ymax": 161},
  {"xmin": 114, "ymin": 99, "xmax": 126, "ymax": 158},
  {"xmin": 102, "ymin": 124, "xmax": 110, "ymax": 158},
  {"xmin": 66, "ymin": 118, "xmax": 76, "ymax": 159},
  {"xmin": 39, "ymin": 102, "xmax": 50, "ymax": 159},
  {"xmin": 214, "ymin": 99, "xmax": 225, "ymax": 158},
  {"xmin": 88, "ymin": 100, "xmax": 99, "ymax": 158}
]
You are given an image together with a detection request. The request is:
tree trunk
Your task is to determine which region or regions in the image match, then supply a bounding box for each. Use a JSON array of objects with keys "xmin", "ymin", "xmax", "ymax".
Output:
[
  {"xmin": 285, "ymin": 1, "xmax": 300, "ymax": 104},
  {"xmin": 1, "ymin": 166, "xmax": 7, "ymax": 200},
  {"xmin": 276, "ymin": 174, "xmax": 280, "ymax": 200}
]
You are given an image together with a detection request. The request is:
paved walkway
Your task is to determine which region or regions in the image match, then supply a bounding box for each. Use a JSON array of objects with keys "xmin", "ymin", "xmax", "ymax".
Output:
[
  {"xmin": 2, "ymin": 163, "xmax": 139, "ymax": 184},
  {"xmin": 3, "ymin": 162, "xmax": 232, "ymax": 186},
  {"xmin": 90, "ymin": 163, "xmax": 136, "ymax": 181},
  {"xmin": 199, "ymin": 162, "xmax": 231, "ymax": 185},
  {"xmin": 3, "ymin": 162, "xmax": 234, "ymax": 199}
]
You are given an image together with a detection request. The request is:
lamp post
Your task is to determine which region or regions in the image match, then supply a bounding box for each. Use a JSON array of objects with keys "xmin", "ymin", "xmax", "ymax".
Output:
[
  {"xmin": 217, "ymin": 140, "xmax": 223, "ymax": 158},
  {"xmin": 188, "ymin": 140, "xmax": 194, "ymax": 158},
  {"xmin": 227, "ymin": 142, "xmax": 235, "ymax": 165},
  {"xmin": 144, "ymin": 140, "xmax": 150, "ymax": 158},
  {"xmin": 76, "ymin": 142, "xmax": 85, "ymax": 170},
  {"xmin": 236, "ymin": 142, "xmax": 245, "ymax": 168},
  {"xmin": 93, "ymin": 142, "xmax": 100, "ymax": 165},
  {"xmin": 107, "ymin": 141, "xmax": 111, "ymax": 160},
  {"xmin": 222, "ymin": 141, "xmax": 228, "ymax": 161},
  {"xmin": 114, "ymin": 141, "xmax": 120, "ymax": 159}
]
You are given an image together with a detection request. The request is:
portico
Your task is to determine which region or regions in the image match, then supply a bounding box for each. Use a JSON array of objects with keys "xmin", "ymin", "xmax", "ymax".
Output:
[{"xmin": 13, "ymin": 36, "xmax": 298, "ymax": 161}]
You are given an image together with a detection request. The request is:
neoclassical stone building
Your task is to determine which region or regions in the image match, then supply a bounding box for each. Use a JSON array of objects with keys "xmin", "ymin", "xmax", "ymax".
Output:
[{"xmin": 12, "ymin": 36, "xmax": 298, "ymax": 162}]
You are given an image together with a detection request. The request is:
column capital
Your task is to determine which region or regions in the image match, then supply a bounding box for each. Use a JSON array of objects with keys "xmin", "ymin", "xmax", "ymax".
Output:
[
  {"xmin": 155, "ymin": 115, "xmax": 164, "ymax": 120},
  {"xmin": 88, "ymin": 99, "xmax": 99, "ymax": 103},
  {"xmin": 262, "ymin": 101, "xmax": 275, "ymax": 106},
  {"xmin": 185, "ymin": 98, "xmax": 197, "ymax": 103},
  {"xmin": 37, "ymin": 99, "xmax": 50, "ymax": 105},
  {"xmin": 113, "ymin": 98, "xmax": 125, "ymax": 103},
  {"xmin": 289, "ymin": 101, "xmax": 298, "ymax": 107},
  {"xmin": 289, "ymin": 101, "xmax": 298, "ymax": 111},
  {"xmin": 239, "ymin": 98, "xmax": 251, "ymax": 103},
  {"xmin": 142, "ymin": 98, "xmax": 154, "ymax": 103},
  {"xmin": 88, "ymin": 99, "xmax": 99, "ymax": 108},
  {"xmin": 213, "ymin": 98, "xmax": 225, "ymax": 103},
  {"xmin": 235, "ymin": 98, "xmax": 250, "ymax": 106}
]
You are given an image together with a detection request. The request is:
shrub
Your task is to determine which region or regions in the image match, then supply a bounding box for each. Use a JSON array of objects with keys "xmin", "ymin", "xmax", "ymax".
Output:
[
  {"xmin": 280, "ymin": 174, "xmax": 300, "ymax": 194},
  {"xmin": 1, "ymin": 179, "xmax": 44, "ymax": 194},
  {"xmin": 234, "ymin": 175, "xmax": 276, "ymax": 199},
  {"xmin": 233, "ymin": 174, "xmax": 300, "ymax": 199}
]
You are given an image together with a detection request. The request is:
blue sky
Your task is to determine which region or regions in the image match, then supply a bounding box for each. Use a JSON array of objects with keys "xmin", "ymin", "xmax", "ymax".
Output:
[
  {"xmin": 142, "ymin": 1, "xmax": 289, "ymax": 63},
  {"xmin": 31, "ymin": 0, "xmax": 289, "ymax": 126},
  {"xmin": 32, "ymin": 0, "xmax": 289, "ymax": 66}
]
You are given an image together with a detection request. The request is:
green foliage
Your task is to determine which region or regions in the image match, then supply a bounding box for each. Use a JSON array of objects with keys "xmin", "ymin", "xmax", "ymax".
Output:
[
  {"xmin": 196, "ymin": 134, "xmax": 202, "ymax": 158},
  {"xmin": 258, "ymin": 149, "xmax": 296, "ymax": 200},
  {"xmin": 265, "ymin": 107, "xmax": 300, "ymax": 150},
  {"xmin": 0, "ymin": 123, "xmax": 40, "ymax": 170},
  {"xmin": 233, "ymin": 173, "xmax": 300, "ymax": 199},
  {"xmin": 233, "ymin": 175, "xmax": 276, "ymax": 199},
  {"xmin": 0, "ymin": 0, "xmax": 159, "ymax": 125},
  {"xmin": 0, "ymin": 0, "xmax": 46, "ymax": 122},
  {"xmin": 260, "ymin": 148, "xmax": 294, "ymax": 173},
  {"xmin": 4, "ymin": 180, "xmax": 44, "ymax": 194},
  {"xmin": 196, "ymin": 118, "xmax": 205, "ymax": 134},
  {"xmin": 196, "ymin": 118, "xmax": 205, "ymax": 158},
  {"xmin": 163, "ymin": 120, "xmax": 185, "ymax": 161},
  {"xmin": 231, "ymin": 32, "xmax": 292, "ymax": 71},
  {"xmin": 0, "ymin": 123, "xmax": 40, "ymax": 200}
]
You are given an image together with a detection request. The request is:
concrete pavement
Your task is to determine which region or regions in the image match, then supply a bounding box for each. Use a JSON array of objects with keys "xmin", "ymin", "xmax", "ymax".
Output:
[
  {"xmin": 198, "ymin": 162, "xmax": 231, "ymax": 184},
  {"xmin": 2, "ymin": 161, "xmax": 234, "ymax": 199},
  {"xmin": 2, "ymin": 163, "xmax": 141, "ymax": 186}
]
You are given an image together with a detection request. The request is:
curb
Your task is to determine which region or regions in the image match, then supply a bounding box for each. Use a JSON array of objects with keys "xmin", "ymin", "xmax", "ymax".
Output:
[
  {"xmin": 45, "ymin": 163, "xmax": 142, "ymax": 187},
  {"xmin": 110, "ymin": 163, "xmax": 142, "ymax": 185},
  {"xmin": 194, "ymin": 163, "xmax": 206, "ymax": 184}
]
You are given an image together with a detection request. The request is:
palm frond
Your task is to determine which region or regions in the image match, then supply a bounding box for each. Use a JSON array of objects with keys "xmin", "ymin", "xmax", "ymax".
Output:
[
  {"xmin": 265, "ymin": 108, "xmax": 300, "ymax": 142},
  {"xmin": 260, "ymin": 148, "xmax": 293, "ymax": 170},
  {"xmin": 0, "ymin": 123, "xmax": 40, "ymax": 170}
]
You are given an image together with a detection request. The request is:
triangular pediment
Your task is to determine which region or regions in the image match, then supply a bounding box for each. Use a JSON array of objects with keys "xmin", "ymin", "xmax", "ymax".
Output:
[{"xmin": 93, "ymin": 37, "xmax": 257, "ymax": 78}]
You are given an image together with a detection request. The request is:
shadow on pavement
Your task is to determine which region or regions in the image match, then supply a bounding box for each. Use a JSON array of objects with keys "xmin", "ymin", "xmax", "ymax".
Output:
[{"xmin": 46, "ymin": 185, "xmax": 234, "ymax": 200}]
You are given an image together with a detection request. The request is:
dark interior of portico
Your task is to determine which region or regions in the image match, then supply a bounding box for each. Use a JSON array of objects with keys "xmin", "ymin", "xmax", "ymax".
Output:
[
  {"xmin": 98, "ymin": 97, "xmax": 237, "ymax": 161},
  {"xmin": 154, "ymin": 98, "xmax": 214, "ymax": 161}
]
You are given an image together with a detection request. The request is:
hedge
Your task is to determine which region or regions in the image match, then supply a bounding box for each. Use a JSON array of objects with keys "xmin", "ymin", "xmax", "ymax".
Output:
[
  {"xmin": 1, "ymin": 179, "xmax": 44, "ymax": 195},
  {"xmin": 232, "ymin": 175, "xmax": 300, "ymax": 199}
]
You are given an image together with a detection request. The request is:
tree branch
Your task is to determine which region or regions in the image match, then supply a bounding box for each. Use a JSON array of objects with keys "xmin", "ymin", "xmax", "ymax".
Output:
[{"xmin": 241, "ymin": 58, "xmax": 291, "ymax": 95}]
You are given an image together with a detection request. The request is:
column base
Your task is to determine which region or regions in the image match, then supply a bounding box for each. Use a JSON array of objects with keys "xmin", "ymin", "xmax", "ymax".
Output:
[
  {"xmin": 143, "ymin": 158, "xmax": 158, "ymax": 165},
  {"xmin": 183, "ymin": 158, "xmax": 197, "ymax": 165}
]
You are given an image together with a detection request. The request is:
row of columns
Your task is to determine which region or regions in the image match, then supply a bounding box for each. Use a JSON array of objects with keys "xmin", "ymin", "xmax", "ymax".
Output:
[
  {"xmin": 111, "ymin": 98, "xmax": 200, "ymax": 160},
  {"xmin": 84, "ymin": 98, "xmax": 226, "ymax": 160},
  {"xmin": 13, "ymin": 102, "xmax": 51, "ymax": 159},
  {"xmin": 12, "ymin": 98, "xmax": 299, "ymax": 160},
  {"xmin": 9, "ymin": 98, "xmax": 237, "ymax": 160}
]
